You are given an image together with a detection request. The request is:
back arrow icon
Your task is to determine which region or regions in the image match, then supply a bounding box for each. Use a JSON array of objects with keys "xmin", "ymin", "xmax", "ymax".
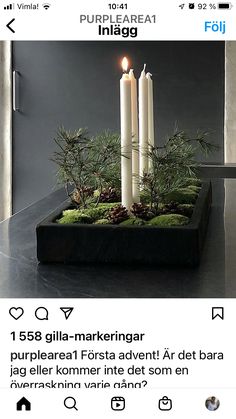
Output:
[{"xmin": 6, "ymin": 18, "xmax": 15, "ymax": 33}]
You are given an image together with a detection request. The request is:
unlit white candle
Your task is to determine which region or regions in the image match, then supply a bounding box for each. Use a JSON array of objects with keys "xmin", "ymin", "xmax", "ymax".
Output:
[
  {"xmin": 120, "ymin": 70, "xmax": 133, "ymax": 210},
  {"xmin": 139, "ymin": 64, "xmax": 149, "ymax": 176},
  {"xmin": 146, "ymin": 72, "xmax": 155, "ymax": 170},
  {"xmin": 129, "ymin": 69, "xmax": 140, "ymax": 203}
]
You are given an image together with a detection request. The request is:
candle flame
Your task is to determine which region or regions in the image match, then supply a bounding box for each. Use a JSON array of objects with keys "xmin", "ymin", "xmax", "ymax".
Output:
[{"xmin": 122, "ymin": 57, "xmax": 129, "ymax": 72}]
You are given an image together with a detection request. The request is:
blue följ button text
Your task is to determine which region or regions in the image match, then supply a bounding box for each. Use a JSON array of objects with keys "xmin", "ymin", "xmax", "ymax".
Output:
[{"xmin": 205, "ymin": 21, "xmax": 226, "ymax": 34}]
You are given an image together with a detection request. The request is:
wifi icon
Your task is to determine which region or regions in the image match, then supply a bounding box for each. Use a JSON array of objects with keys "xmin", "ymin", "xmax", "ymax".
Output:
[{"xmin": 43, "ymin": 3, "xmax": 50, "ymax": 9}]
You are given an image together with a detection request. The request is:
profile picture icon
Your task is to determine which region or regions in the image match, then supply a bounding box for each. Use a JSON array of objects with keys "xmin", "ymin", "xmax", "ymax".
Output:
[{"xmin": 205, "ymin": 396, "xmax": 220, "ymax": 411}]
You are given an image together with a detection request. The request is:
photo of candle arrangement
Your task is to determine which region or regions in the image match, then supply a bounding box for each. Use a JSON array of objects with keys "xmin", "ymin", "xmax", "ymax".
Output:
[{"xmin": 36, "ymin": 57, "xmax": 216, "ymax": 265}]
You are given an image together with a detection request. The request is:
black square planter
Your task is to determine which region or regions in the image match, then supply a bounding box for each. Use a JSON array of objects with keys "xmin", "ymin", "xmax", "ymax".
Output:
[{"xmin": 36, "ymin": 181, "xmax": 212, "ymax": 266}]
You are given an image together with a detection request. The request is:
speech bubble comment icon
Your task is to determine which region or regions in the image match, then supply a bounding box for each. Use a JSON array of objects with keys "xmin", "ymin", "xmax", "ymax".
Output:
[{"xmin": 35, "ymin": 307, "xmax": 49, "ymax": 320}]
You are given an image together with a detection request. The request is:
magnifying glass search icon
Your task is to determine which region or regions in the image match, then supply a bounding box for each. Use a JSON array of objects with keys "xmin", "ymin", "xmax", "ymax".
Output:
[{"xmin": 64, "ymin": 396, "xmax": 78, "ymax": 411}]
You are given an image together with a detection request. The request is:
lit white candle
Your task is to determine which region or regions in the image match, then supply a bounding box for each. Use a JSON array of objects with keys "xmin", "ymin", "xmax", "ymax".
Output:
[
  {"xmin": 129, "ymin": 69, "xmax": 140, "ymax": 203},
  {"xmin": 139, "ymin": 64, "xmax": 148, "ymax": 176},
  {"xmin": 146, "ymin": 72, "xmax": 155, "ymax": 170},
  {"xmin": 120, "ymin": 57, "xmax": 133, "ymax": 210}
]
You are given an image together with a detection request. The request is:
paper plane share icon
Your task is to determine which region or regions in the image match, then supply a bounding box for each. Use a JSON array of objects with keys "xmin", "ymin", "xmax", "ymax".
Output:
[{"xmin": 60, "ymin": 307, "xmax": 74, "ymax": 320}]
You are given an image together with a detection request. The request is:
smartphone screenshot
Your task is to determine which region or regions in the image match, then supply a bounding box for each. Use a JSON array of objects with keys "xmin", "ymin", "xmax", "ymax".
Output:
[{"xmin": 0, "ymin": 0, "xmax": 235, "ymax": 417}]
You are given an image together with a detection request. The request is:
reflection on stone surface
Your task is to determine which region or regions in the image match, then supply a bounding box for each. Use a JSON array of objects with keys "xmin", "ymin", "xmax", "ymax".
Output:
[{"xmin": 0, "ymin": 180, "xmax": 231, "ymax": 298}]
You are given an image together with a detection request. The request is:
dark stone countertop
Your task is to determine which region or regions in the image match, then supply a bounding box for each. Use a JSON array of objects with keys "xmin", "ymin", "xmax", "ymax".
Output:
[{"xmin": 0, "ymin": 179, "xmax": 235, "ymax": 298}]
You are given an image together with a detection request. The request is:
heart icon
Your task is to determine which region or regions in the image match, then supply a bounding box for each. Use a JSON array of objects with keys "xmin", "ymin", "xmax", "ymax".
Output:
[{"xmin": 9, "ymin": 307, "xmax": 24, "ymax": 320}]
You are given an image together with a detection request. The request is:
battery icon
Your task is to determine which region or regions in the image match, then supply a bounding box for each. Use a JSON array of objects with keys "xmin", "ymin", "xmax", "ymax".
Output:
[{"xmin": 218, "ymin": 3, "xmax": 232, "ymax": 8}]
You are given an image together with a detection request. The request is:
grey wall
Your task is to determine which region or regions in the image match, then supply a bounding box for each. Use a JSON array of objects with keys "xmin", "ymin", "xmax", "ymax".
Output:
[
  {"xmin": 13, "ymin": 41, "xmax": 225, "ymax": 212},
  {"xmin": 225, "ymin": 41, "xmax": 236, "ymax": 163}
]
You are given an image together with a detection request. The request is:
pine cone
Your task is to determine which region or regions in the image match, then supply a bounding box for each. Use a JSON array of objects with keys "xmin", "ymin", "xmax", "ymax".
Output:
[
  {"xmin": 72, "ymin": 187, "xmax": 93, "ymax": 205},
  {"xmin": 130, "ymin": 203, "xmax": 150, "ymax": 220},
  {"xmin": 108, "ymin": 205, "xmax": 129, "ymax": 224},
  {"xmin": 99, "ymin": 187, "xmax": 121, "ymax": 203}
]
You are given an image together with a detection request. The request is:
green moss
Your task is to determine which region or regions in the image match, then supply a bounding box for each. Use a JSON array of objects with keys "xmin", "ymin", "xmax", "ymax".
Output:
[
  {"xmin": 120, "ymin": 218, "xmax": 146, "ymax": 226},
  {"xmin": 148, "ymin": 214, "xmax": 190, "ymax": 227},
  {"xmin": 81, "ymin": 203, "xmax": 118, "ymax": 221},
  {"xmin": 57, "ymin": 203, "xmax": 119, "ymax": 224},
  {"xmin": 163, "ymin": 188, "xmax": 198, "ymax": 204},
  {"xmin": 94, "ymin": 218, "xmax": 111, "ymax": 225},
  {"xmin": 158, "ymin": 203, "xmax": 194, "ymax": 217},
  {"xmin": 57, "ymin": 210, "xmax": 93, "ymax": 224}
]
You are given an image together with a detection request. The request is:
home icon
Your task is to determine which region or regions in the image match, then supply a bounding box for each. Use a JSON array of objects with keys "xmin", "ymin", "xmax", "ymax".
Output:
[{"xmin": 16, "ymin": 397, "xmax": 31, "ymax": 411}]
